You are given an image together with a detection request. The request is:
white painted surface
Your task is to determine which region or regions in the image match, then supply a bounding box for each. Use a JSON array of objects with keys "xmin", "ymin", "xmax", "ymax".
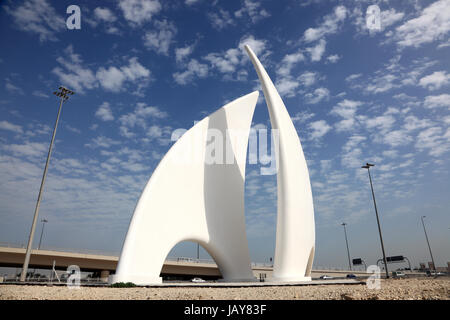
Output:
[
  {"xmin": 110, "ymin": 92, "xmax": 259, "ymax": 285},
  {"xmin": 245, "ymin": 45, "xmax": 316, "ymax": 282}
]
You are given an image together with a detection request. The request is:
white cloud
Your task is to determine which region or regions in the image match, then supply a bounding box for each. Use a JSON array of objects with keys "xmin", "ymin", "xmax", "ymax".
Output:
[
  {"xmin": 416, "ymin": 126, "xmax": 450, "ymax": 156},
  {"xmin": 403, "ymin": 115, "xmax": 433, "ymax": 131},
  {"xmin": 326, "ymin": 54, "xmax": 340, "ymax": 63},
  {"xmin": 65, "ymin": 125, "xmax": 81, "ymax": 134},
  {"xmin": 355, "ymin": 56, "xmax": 437, "ymax": 94},
  {"xmin": 173, "ymin": 59, "xmax": 208, "ymax": 85},
  {"xmin": 331, "ymin": 99, "xmax": 363, "ymax": 119},
  {"xmin": 275, "ymin": 78, "xmax": 300, "ymax": 98},
  {"xmin": 143, "ymin": 20, "xmax": 177, "ymax": 55},
  {"xmin": 382, "ymin": 130, "xmax": 413, "ymax": 147},
  {"xmin": 275, "ymin": 58, "xmax": 316, "ymax": 98},
  {"xmin": 32, "ymin": 90, "xmax": 49, "ymax": 98},
  {"xmin": 204, "ymin": 49, "xmax": 241, "ymax": 73},
  {"xmin": 3, "ymin": 142, "xmax": 47, "ymax": 158},
  {"xmin": 365, "ymin": 74, "xmax": 397, "ymax": 94},
  {"xmin": 185, "ymin": 0, "xmax": 201, "ymax": 5},
  {"xmin": 419, "ymin": 71, "xmax": 450, "ymax": 90},
  {"xmin": 234, "ymin": 0, "xmax": 270, "ymax": 23},
  {"xmin": 305, "ymin": 87, "xmax": 330, "ymax": 104},
  {"xmin": 380, "ymin": 9, "xmax": 405, "ymax": 30},
  {"xmin": 5, "ymin": 79, "xmax": 24, "ymax": 95},
  {"xmin": 147, "ymin": 125, "xmax": 162, "ymax": 139},
  {"xmin": 306, "ymin": 39, "xmax": 326, "ymax": 62},
  {"xmin": 175, "ymin": 44, "xmax": 195, "ymax": 63},
  {"xmin": 309, "ymin": 120, "xmax": 332, "ymax": 140},
  {"xmin": 208, "ymin": 9, "xmax": 234, "ymax": 30},
  {"xmin": 343, "ymin": 135, "xmax": 366, "ymax": 152},
  {"xmin": 364, "ymin": 115, "xmax": 396, "ymax": 132},
  {"xmin": 341, "ymin": 135, "xmax": 366, "ymax": 168},
  {"xmin": 200, "ymin": 35, "xmax": 267, "ymax": 80},
  {"xmin": 303, "ymin": 5, "xmax": 347, "ymax": 42},
  {"xmin": 393, "ymin": 0, "xmax": 450, "ymax": 48},
  {"xmin": 298, "ymin": 71, "xmax": 317, "ymax": 87},
  {"xmin": 0, "ymin": 121, "xmax": 23, "ymax": 134},
  {"xmin": 277, "ymin": 51, "xmax": 305, "ymax": 78},
  {"xmin": 96, "ymin": 57, "xmax": 151, "ymax": 92},
  {"xmin": 238, "ymin": 35, "xmax": 267, "ymax": 56},
  {"xmin": 292, "ymin": 111, "xmax": 315, "ymax": 124},
  {"xmin": 52, "ymin": 46, "xmax": 98, "ymax": 93},
  {"xmin": 53, "ymin": 47, "xmax": 151, "ymax": 95},
  {"xmin": 119, "ymin": 0, "xmax": 161, "ymax": 26},
  {"xmin": 96, "ymin": 67, "xmax": 126, "ymax": 92},
  {"xmin": 345, "ymin": 73, "xmax": 362, "ymax": 82},
  {"xmin": 85, "ymin": 136, "xmax": 120, "ymax": 149},
  {"xmin": 95, "ymin": 102, "xmax": 114, "ymax": 121},
  {"xmin": 94, "ymin": 7, "xmax": 117, "ymax": 22},
  {"xmin": 331, "ymin": 99, "xmax": 363, "ymax": 132},
  {"xmin": 424, "ymin": 94, "xmax": 450, "ymax": 108},
  {"xmin": 118, "ymin": 103, "xmax": 168, "ymax": 138},
  {"xmin": 5, "ymin": 0, "xmax": 65, "ymax": 42}
]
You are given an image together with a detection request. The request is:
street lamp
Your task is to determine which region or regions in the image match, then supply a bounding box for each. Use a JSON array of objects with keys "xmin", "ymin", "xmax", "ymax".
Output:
[
  {"xmin": 20, "ymin": 87, "xmax": 74, "ymax": 282},
  {"xmin": 421, "ymin": 216, "xmax": 436, "ymax": 272},
  {"xmin": 341, "ymin": 222, "xmax": 352, "ymax": 271},
  {"xmin": 38, "ymin": 219, "xmax": 48, "ymax": 250},
  {"xmin": 361, "ymin": 163, "xmax": 389, "ymax": 279}
]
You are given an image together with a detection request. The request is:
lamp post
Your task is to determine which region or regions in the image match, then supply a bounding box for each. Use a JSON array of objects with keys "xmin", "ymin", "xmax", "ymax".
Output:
[
  {"xmin": 421, "ymin": 216, "xmax": 436, "ymax": 272},
  {"xmin": 341, "ymin": 222, "xmax": 352, "ymax": 271},
  {"xmin": 362, "ymin": 163, "xmax": 389, "ymax": 279},
  {"xmin": 38, "ymin": 219, "xmax": 48, "ymax": 250},
  {"xmin": 20, "ymin": 87, "xmax": 74, "ymax": 282}
]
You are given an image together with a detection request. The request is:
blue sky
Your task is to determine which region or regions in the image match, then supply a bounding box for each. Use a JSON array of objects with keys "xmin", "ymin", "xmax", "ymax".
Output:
[{"xmin": 0, "ymin": 0, "xmax": 449, "ymax": 270}]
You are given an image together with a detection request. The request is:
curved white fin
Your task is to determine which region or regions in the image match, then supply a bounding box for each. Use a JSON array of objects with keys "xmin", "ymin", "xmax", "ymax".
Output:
[
  {"xmin": 245, "ymin": 45, "xmax": 315, "ymax": 282},
  {"xmin": 111, "ymin": 91, "xmax": 259, "ymax": 285}
]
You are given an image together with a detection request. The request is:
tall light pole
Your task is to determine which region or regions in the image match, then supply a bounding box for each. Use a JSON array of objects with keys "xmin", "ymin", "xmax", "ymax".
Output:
[
  {"xmin": 38, "ymin": 219, "xmax": 48, "ymax": 250},
  {"xmin": 341, "ymin": 222, "xmax": 352, "ymax": 271},
  {"xmin": 20, "ymin": 87, "xmax": 74, "ymax": 282},
  {"xmin": 421, "ymin": 216, "xmax": 436, "ymax": 272},
  {"xmin": 362, "ymin": 163, "xmax": 389, "ymax": 279}
]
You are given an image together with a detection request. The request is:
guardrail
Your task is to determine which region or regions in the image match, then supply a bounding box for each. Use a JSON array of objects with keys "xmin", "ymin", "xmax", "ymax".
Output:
[{"xmin": 0, "ymin": 242, "xmax": 374, "ymax": 270}]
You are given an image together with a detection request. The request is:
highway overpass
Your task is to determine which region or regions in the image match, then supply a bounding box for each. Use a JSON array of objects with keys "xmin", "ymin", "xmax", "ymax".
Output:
[{"xmin": 0, "ymin": 245, "xmax": 370, "ymax": 282}]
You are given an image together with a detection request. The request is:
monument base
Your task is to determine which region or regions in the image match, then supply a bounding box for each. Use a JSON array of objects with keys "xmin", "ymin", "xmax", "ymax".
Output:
[
  {"xmin": 109, "ymin": 274, "xmax": 163, "ymax": 285},
  {"xmin": 271, "ymin": 276, "xmax": 312, "ymax": 282}
]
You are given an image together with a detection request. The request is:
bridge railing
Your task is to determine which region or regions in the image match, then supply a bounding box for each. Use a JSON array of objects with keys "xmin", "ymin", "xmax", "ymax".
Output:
[
  {"xmin": 0, "ymin": 242, "xmax": 120, "ymax": 257},
  {"xmin": 165, "ymin": 256, "xmax": 216, "ymax": 264},
  {"xmin": 0, "ymin": 242, "xmax": 363, "ymax": 271}
]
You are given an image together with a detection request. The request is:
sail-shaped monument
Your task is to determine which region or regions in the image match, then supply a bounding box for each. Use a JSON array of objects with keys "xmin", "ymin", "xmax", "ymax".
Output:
[{"xmin": 110, "ymin": 46, "xmax": 315, "ymax": 285}]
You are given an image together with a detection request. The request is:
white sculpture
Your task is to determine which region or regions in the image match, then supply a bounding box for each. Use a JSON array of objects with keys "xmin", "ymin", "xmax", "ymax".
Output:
[
  {"xmin": 110, "ymin": 46, "xmax": 315, "ymax": 285},
  {"xmin": 245, "ymin": 45, "xmax": 315, "ymax": 282},
  {"xmin": 110, "ymin": 92, "xmax": 259, "ymax": 285}
]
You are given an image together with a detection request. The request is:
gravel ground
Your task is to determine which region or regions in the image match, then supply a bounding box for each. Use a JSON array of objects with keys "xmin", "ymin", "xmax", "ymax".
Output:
[{"xmin": 0, "ymin": 278, "xmax": 448, "ymax": 300}]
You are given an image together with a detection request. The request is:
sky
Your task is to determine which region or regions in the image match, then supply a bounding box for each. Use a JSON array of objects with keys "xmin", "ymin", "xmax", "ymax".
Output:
[{"xmin": 0, "ymin": 0, "xmax": 449, "ymax": 272}]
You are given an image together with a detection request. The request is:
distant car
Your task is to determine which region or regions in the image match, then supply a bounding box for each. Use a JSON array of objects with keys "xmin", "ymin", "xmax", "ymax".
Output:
[
  {"xmin": 392, "ymin": 271, "xmax": 406, "ymax": 278},
  {"xmin": 320, "ymin": 275, "xmax": 333, "ymax": 280},
  {"xmin": 435, "ymin": 272, "xmax": 447, "ymax": 277},
  {"xmin": 346, "ymin": 274, "xmax": 356, "ymax": 279},
  {"xmin": 191, "ymin": 277, "xmax": 206, "ymax": 283}
]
